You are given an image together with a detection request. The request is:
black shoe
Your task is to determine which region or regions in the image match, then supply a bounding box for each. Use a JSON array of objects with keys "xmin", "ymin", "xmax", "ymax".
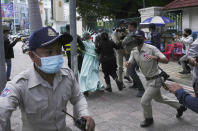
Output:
[
  {"xmin": 124, "ymin": 76, "xmax": 132, "ymax": 82},
  {"xmin": 116, "ymin": 80, "xmax": 124, "ymax": 91},
  {"xmin": 97, "ymin": 88, "xmax": 105, "ymax": 92},
  {"xmin": 83, "ymin": 91, "xmax": 89, "ymax": 97},
  {"xmin": 105, "ymin": 84, "xmax": 112, "ymax": 92},
  {"xmin": 136, "ymin": 90, "xmax": 144, "ymax": 97},
  {"xmin": 7, "ymin": 79, "xmax": 11, "ymax": 81},
  {"xmin": 179, "ymin": 70, "xmax": 190, "ymax": 74},
  {"xmin": 186, "ymin": 65, "xmax": 191, "ymax": 72},
  {"xmin": 140, "ymin": 118, "xmax": 154, "ymax": 127},
  {"xmin": 176, "ymin": 105, "xmax": 187, "ymax": 118},
  {"xmin": 105, "ymin": 87, "xmax": 112, "ymax": 92},
  {"xmin": 129, "ymin": 84, "xmax": 138, "ymax": 89}
]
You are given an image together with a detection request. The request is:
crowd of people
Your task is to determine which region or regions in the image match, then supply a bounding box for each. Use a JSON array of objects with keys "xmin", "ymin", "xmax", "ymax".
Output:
[
  {"xmin": 61, "ymin": 21, "xmax": 198, "ymax": 127},
  {"xmin": 0, "ymin": 19, "xmax": 198, "ymax": 130}
]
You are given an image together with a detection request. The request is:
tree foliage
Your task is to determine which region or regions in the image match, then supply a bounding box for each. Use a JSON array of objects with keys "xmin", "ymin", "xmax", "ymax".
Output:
[{"xmin": 77, "ymin": 0, "xmax": 174, "ymax": 19}]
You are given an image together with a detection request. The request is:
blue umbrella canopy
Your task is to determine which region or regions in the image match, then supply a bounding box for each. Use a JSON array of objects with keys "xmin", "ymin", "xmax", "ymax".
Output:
[{"xmin": 140, "ymin": 16, "xmax": 174, "ymax": 27}]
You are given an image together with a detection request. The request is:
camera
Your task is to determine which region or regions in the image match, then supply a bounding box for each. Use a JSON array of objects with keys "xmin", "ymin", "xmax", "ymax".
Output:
[
  {"xmin": 62, "ymin": 110, "xmax": 87, "ymax": 131},
  {"xmin": 75, "ymin": 117, "xmax": 87, "ymax": 131},
  {"xmin": 160, "ymin": 70, "xmax": 170, "ymax": 81},
  {"xmin": 160, "ymin": 70, "xmax": 170, "ymax": 91},
  {"xmin": 115, "ymin": 27, "xmax": 127, "ymax": 40},
  {"xmin": 116, "ymin": 27, "xmax": 127, "ymax": 33}
]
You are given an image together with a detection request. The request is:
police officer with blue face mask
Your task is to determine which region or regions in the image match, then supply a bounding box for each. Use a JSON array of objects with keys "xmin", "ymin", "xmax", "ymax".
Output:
[
  {"xmin": 0, "ymin": 27, "xmax": 95, "ymax": 131},
  {"xmin": 126, "ymin": 30, "xmax": 187, "ymax": 127}
]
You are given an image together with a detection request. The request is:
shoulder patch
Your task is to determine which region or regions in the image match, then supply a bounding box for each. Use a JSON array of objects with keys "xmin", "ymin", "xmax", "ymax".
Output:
[{"xmin": 1, "ymin": 88, "xmax": 11, "ymax": 97}]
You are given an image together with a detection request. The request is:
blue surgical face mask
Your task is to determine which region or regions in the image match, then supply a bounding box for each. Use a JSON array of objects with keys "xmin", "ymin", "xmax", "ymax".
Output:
[{"xmin": 33, "ymin": 52, "xmax": 64, "ymax": 74}]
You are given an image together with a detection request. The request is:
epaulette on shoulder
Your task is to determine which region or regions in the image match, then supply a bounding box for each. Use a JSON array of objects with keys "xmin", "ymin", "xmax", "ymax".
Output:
[
  {"xmin": 146, "ymin": 44, "xmax": 155, "ymax": 49},
  {"xmin": 11, "ymin": 70, "xmax": 29, "ymax": 84},
  {"xmin": 61, "ymin": 67, "xmax": 73, "ymax": 78}
]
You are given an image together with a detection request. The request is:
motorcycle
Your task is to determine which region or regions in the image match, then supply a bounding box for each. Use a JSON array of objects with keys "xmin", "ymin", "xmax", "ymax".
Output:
[{"xmin": 21, "ymin": 36, "xmax": 29, "ymax": 54}]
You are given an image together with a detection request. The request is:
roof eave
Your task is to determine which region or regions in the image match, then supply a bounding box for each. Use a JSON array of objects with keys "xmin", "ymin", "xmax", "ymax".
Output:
[{"xmin": 163, "ymin": 5, "xmax": 198, "ymax": 11}]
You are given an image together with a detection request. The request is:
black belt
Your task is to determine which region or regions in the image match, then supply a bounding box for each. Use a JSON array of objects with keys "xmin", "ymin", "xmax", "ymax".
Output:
[{"xmin": 145, "ymin": 74, "xmax": 162, "ymax": 81}]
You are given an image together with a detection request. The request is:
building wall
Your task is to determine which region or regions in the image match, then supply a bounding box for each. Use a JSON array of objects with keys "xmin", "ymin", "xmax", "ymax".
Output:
[
  {"xmin": 182, "ymin": 7, "xmax": 198, "ymax": 32},
  {"xmin": 14, "ymin": 0, "xmax": 29, "ymax": 30},
  {"xmin": 52, "ymin": 1, "xmax": 82, "ymax": 35},
  {"xmin": 42, "ymin": 0, "xmax": 52, "ymax": 26},
  {"xmin": 63, "ymin": 2, "xmax": 82, "ymax": 36},
  {"xmin": 190, "ymin": 7, "xmax": 198, "ymax": 32},
  {"xmin": 138, "ymin": 7, "xmax": 162, "ymax": 22},
  {"xmin": 39, "ymin": 0, "xmax": 82, "ymax": 35}
]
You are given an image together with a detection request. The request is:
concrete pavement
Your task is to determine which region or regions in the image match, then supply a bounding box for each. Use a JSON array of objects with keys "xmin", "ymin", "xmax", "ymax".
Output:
[{"xmin": 8, "ymin": 42, "xmax": 198, "ymax": 131}]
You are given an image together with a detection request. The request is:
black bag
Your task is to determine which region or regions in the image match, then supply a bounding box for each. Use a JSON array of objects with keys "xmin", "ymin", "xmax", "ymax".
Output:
[{"xmin": 158, "ymin": 66, "xmax": 170, "ymax": 81}]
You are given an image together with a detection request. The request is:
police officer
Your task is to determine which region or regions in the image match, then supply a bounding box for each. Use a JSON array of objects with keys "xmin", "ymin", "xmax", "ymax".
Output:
[
  {"xmin": 112, "ymin": 19, "xmax": 128, "ymax": 85},
  {"xmin": 0, "ymin": 27, "xmax": 95, "ymax": 131},
  {"xmin": 63, "ymin": 25, "xmax": 85, "ymax": 72},
  {"xmin": 149, "ymin": 24, "xmax": 161, "ymax": 51},
  {"xmin": 125, "ymin": 30, "xmax": 186, "ymax": 127},
  {"xmin": 122, "ymin": 22, "xmax": 145, "ymax": 97}
]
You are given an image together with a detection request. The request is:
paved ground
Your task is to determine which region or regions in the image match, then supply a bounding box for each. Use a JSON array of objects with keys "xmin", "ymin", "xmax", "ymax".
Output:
[
  {"xmin": 159, "ymin": 61, "xmax": 192, "ymax": 87},
  {"xmin": 8, "ymin": 42, "xmax": 198, "ymax": 131}
]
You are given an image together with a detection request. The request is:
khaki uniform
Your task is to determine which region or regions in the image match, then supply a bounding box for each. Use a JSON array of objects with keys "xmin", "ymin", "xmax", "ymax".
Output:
[
  {"xmin": 177, "ymin": 35, "xmax": 194, "ymax": 72},
  {"xmin": 128, "ymin": 44, "xmax": 181, "ymax": 119},
  {"xmin": 112, "ymin": 30, "xmax": 128, "ymax": 82},
  {"xmin": 0, "ymin": 66, "xmax": 89, "ymax": 131},
  {"xmin": 122, "ymin": 31, "xmax": 137, "ymax": 54},
  {"xmin": 122, "ymin": 31, "xmax": 138, "ymax": 77},
  {"xmin": 188, "ymin": 39, "xmax": 198, "ymax": 96}
]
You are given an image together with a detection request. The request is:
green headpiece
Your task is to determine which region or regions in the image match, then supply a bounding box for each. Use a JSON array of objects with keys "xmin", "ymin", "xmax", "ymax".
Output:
[{"xmin": 82, "ymin": 27, "xmax": 93, "ymax": 40}]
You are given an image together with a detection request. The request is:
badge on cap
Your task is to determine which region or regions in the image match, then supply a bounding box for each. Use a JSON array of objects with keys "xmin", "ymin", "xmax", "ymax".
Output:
[
  {"xmin": 1, "ymin": 88, "xmax": 11, "ymax": 97},
  {"xmin": 48, "ymin": 28, "xmax": 56, "ymax": 36}
]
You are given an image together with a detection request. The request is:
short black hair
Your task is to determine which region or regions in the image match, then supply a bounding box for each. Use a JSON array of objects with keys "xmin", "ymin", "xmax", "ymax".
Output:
[
  {"xmin": 66, "ymin": 24, "xmax": 70, "ymax": 31},
  {"xmin": 149, "ymin": 23, "xmax": 156, "ymax": 30},
  {"xmin": 101, "ymin": 32, "xmax": 109, "ymax": 40},
  {"xmin": 129, "ymin": 22, "xmax": 137, "ymax": 28},
  {"xmin": 3, "ymin": 30, "xmax": 9, "ymax": 34},
  {"xmin": 184, "ymin": 28, "xmax": 192, "ymax": 35}
]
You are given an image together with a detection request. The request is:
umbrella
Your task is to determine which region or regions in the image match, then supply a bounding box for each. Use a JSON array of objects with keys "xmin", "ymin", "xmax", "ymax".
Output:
[{"xmin": 140, "ymin": 16, "xmax": 174, "ymax": 27}]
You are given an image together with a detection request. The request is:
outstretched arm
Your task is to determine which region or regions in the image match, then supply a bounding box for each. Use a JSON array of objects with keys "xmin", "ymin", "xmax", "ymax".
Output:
[
  {"xmin": 0, "ymin": 83, "xmax": 21, "ymax": 130},
  {"xmin": 169, "ymin": 83, "xmax": 198, "ymax": 113}
]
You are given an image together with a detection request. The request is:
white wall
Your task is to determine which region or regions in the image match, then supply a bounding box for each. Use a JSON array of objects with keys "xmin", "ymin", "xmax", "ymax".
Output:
[
  {"xmin": 183, "ymin": 8, "xmax": 191, "ymax": 31},
  {"xmin": 63, "ymin": 2, "xmax": 83, "ymax": 36},
  {"xmin": 182, "ymin": 7, "xmax": 198, "ymax": 32},
  {"xmin": 52, "ymin": 3, "xmax": 82, "ymax": 35},
  {"xmin": 139, "ymin": 7, "xmax": 162, "ymax": 22},
  {"xmin": 39, "ymin": 1, "xmax": 82, "ymax": 35},
  {"xmin": 52, "ymin": 21, "xmax": 67, "ymax": 33},
  {"xmin": 43, "ymin": 0, "xmax": 51, "ymax": 8},
  {"xmin": 190, "ymin": 7, "xmax": 198, "ymax": 32}
]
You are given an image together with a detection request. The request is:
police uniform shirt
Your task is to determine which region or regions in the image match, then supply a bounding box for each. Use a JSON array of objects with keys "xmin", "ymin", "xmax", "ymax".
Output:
[
  {"xmin": 178, "ymin": 35, "xmax": 193, "ymax": 53},
  {"xmin": 122, "ymin": 30, "xmax": 137, "ymax": 53},
  {"xmin": 112, "ymin": 29, "xmax": 128, "ymax": 44},
  {"xmin": 128, "ymin": 43, "xmax": 166, "ymax": 78},
  {"xmin": 0, "ymin": 66, "xmax": 89, "ymax": 131},
  {"xmin": 188, "ymin": 39, "xmax": 198, "ymax": 85}
]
